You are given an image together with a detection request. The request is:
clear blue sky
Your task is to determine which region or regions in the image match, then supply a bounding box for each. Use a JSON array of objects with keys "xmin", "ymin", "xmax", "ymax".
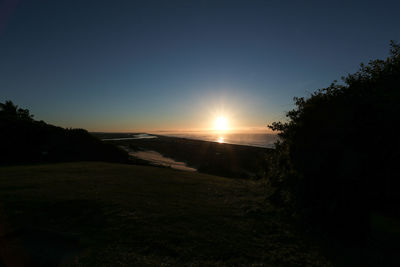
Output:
[{"xmin": 1, "ymin": 0, "xmax": 399, "ymax": 131}]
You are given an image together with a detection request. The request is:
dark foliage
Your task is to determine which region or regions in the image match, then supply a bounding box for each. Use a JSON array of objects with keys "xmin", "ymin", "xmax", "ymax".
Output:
[
  {"xmin": 268, "ymin": 41, "xmax": 400, "ymax": 241},
  {"xmin": 0, "ymin": 101, "xmax": 129, "ymax": 165}
]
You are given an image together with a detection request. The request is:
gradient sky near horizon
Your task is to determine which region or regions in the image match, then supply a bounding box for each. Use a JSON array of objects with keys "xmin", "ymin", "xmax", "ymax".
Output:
[{"xmin": 1, "ymin": 0, "xmax": 399, "ymax": 132}]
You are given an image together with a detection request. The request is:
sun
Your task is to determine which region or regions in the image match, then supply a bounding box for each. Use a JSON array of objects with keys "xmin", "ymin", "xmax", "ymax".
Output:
[{"xmin": 214, "ymin": 116, "xmax": 228, "ymax": 131}]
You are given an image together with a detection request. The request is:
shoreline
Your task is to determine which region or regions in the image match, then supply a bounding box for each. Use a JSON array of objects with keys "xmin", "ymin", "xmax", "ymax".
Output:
[
  {"xmin": 96, "ymin": 133, "xmax": 273, "ymax": 179},
  {"xmin": 93, "ymin": 132, "xmax": 277, "ymax": 149},
  {"xmin": 128, "ymin": 149, "xmax": 197, "ymax": 172}
]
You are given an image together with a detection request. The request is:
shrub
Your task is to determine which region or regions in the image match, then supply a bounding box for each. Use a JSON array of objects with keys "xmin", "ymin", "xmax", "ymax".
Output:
[{"xmin": 268, "ymin": 41, "xmax": 400, "ymax": 241}]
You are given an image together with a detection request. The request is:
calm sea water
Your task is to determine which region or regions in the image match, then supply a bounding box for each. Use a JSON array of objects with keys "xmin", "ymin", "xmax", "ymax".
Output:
[
  {"xmin": 101, "ymin": 133, "xmax": 157, "ymax": 141},
  {"xmin": 154, "ymin": 132, "xmax": 278, "ymax": 148}
]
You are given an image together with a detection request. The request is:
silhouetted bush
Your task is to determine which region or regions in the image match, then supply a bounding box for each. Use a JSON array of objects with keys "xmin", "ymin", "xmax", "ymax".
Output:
[
  {"xmin": 268, "ymin": 41, "xmax": 400, "ymax": 242},
  {"xmin": 0, "ymin": 101, "xmax": 129, "ymax": 164}
]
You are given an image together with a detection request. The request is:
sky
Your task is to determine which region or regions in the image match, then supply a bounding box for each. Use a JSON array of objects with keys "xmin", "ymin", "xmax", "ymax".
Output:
[{"xmin": 1, "ymin": 0, "xmax": 399, "ymax": 132}]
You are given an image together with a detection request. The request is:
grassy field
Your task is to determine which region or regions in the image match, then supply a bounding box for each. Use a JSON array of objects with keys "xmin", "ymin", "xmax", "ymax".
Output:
[{"xmin": 0, "ymin": 162, "xmax": 329, "ymax": 266}]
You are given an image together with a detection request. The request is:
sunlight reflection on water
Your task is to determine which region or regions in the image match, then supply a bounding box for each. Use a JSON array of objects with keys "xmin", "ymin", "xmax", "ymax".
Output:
[
  {"xmin": 217, "ymin": 136, "xmax": 225, "ymax": 143},
  {"xmin": 149, "ymin": 132, "xmax": 278, "ymax": 148}
]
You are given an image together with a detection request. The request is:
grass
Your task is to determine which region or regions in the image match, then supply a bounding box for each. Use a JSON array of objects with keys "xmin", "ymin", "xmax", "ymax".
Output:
[{"xmin": 0, "ymin": 162, "xmax": 329, "ymax": 266}]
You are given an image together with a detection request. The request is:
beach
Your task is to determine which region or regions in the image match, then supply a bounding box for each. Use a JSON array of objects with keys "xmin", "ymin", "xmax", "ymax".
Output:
[{"xmin": 95, "ymin": 133, "xmax": 274, "ymax": 179}]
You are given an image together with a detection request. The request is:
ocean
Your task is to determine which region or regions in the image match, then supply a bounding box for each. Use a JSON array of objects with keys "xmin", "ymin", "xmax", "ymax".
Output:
[{"xmin": 151, "ymin": 132, "xmax": 278, "ymax": 148}]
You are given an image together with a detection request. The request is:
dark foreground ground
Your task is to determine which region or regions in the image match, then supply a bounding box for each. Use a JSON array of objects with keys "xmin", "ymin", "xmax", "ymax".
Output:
[
  {"xmin": 0, "ymin": 162, "xmax": 329, "ymax": 266},
  {"xmin": 96, "ymin": 133, "xmax": 273, "ymax": 179}
]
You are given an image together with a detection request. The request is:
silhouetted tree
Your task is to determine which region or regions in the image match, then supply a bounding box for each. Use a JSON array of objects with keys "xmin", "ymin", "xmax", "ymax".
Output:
[
  {"xmin": 268, "ymin": 41, "xmax": 400, "ymax": 242},
  {"xmin": 0, "ymin": 100, "xmax": 129, "ymax": 164},
  {"xmin": 0, "ymin": 100, "xmax": 33, "ymax": 121},
  {"xmin": 0, "ymin": 100, "xmax": 17, "ymax": 114}
]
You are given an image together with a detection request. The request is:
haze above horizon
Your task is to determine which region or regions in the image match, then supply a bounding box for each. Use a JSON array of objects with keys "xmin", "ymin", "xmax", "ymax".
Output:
[{"xmin": 1, "ymin": 0, "xmax": 399, "ymax": 132}]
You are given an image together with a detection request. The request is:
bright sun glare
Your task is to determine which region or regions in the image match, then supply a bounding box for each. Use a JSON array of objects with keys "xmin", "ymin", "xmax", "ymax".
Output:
[{"xmin": 214, "ymin": 116, "xmax": 228, "ymax": 131}]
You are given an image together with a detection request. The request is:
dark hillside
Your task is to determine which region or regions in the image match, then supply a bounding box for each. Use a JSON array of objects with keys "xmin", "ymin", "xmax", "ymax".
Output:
[{"xmin": 0, "ymin": 101, "xmax": 129, "ymax": 165}]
